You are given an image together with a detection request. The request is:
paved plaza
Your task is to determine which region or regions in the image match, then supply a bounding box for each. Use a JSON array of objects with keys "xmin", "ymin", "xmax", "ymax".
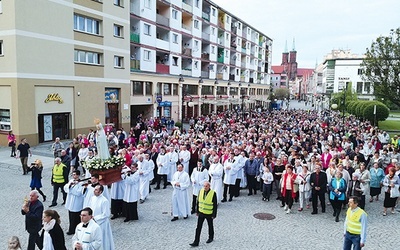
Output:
[{"xmin": 0, "ymin": 141, "xmax": 398, "ymax": 250}]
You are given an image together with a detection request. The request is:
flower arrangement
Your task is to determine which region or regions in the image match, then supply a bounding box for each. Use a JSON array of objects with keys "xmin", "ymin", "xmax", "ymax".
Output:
[{"xmin": 83, "ymin": 156, "xmax": 126, "ymax": 171}]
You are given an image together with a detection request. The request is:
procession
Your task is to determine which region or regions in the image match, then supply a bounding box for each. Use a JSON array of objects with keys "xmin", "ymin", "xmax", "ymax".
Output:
[{"xmin": 3, "ymin": 102, "xmax": 400, "ymax": 250}]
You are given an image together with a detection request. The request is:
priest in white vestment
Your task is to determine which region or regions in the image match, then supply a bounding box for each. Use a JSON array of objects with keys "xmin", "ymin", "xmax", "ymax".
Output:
[
  {"xmin": 72, "ymin": 207, "xmax": 102, "ymax": 250},
  {"xmin": 171, "ymin": 164, "xmax": 191, "ymax": 221},
  {"xmin": 179, "ymin": 145, "xmax": 191, "ymax": 173},
  {"xmin": 89, "ymin": 185, "xmax": 114, "ymax": 250},
  {"xmin": 208, "ymin": 156, "xmax": 223, "ymax": 203}
]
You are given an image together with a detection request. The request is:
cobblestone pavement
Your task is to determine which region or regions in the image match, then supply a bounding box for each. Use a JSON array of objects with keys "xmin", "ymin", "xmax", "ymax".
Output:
[{"xmin": 0, "ymin": 143, "xmax": 398, "ymax": 250}]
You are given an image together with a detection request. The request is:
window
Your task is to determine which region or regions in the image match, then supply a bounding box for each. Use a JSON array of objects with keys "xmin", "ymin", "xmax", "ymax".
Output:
[
  {"xmin": 74, "ymin": 14, "xmax": 100, "ymax": 35},
  {"xmin": 211, "ymin": 8, "xmax": 216, "ymax": 17},
  {"xmin": 364, "ymin": 82, "xmax": 371, "ymax": 93},
  {"xmin": 357, "ymin": 68, "xmax": 363, "ymax": 75},
  {"xmin": 211, "ymin": 27, "xmax": 215, "ymax": 35},
  {"xmin": 226, "ymin": 16, "xmax": 230, "ymax": 24},
  {"xmin": 132, "ymin": 81, "xmax": 144, "ymax": 95},
  {"xmin": 194, "ymin": 61, "xmax": 198, "ymax": 69},
  {"xmin": 172, "ymin": 9, "xmax": 178, "ymax": 19},
  {"xmin": 209, "ymin": 64, "xmax": 214, "ymax": 71},
  {"xmin": 211, "ymin": 46, "xmax": 215, "ymax": 54},
  {"xmin": 194, "ymin": 40, "xmax": 199, "ymax": 50},
  {"xmin": 0, "ymin": 40, "xmax": 3, "ymax": 56},
  {"xmin": 144, "ymin": 0, "xmax": 151, "ymax": 9},
  {"xmin": 113, "ymin": 24, "xmax": 123, "ymax": 37},
  {"xmin": 74, "ymin": 50, "xmax": 101, "ymax": 65},
  {"xmin": 194, "ymin": 20, "xmax": 199, "ymax": 29},
  {"xmin": 145, "ymin": 82, "xmax": 152, "ymax": 95},
  {"xmin": 114, "ymin": 0, "xmax": 123, "ymax": 7},
  {"xmin": 172, "ymin": 56, "xmax": 178, "ymax": 66},
  {"xmin": 0, "ymin": 0, "xmax": 2, "ymax": 14},
  {"xmin": 356, "ymin": 82, "xmax": 363, "ymax": 94},
  {"xmin": 0, "ymin": 109, "xmax": 11, "ymax": 130},
  {"xmin": 144, "ymin": 50, "xmax": 151, "ymax": 61},
  {"xmin": 163, "ymin": 83, "xmax": 171, "ymax": 95},
  {"xmin": 225, "ymin": 33, "xmax": 229, "ymax": 41},
  {"xmin": 172, "ymin": 33, "xmax": 178, "ymax": 43},
  {"xmin": 225, "ymin": 49, "xmax": 228, "ymax": 58},
  {"xmin": 144, "ymin": 23, "xmax": 151, "ymax": 35},
  {"xmin": 114, "ymin": 56, "xmax": 124, "ymax": 68}
]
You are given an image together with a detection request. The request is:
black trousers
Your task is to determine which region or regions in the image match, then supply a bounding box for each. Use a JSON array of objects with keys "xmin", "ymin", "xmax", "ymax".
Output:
[
  {"xmin": 330, "ymin": 198, "xmax": 344, "ymax": 218},
  {"xmin": 194, "ymin": 214, "xmax": 214, "ymax": 244},
  {"xmin": 246, "ymin": 174, "xmax": 257, "ymax": 194},
  {"xmin": 192, "ymin": 195, "xmax": 198, "ymax": 212},
  {"xmin": 111, "ymin": 199, "xmax": 124, "ymax": 216},
  {"xmin": 68, "ymin": 211, "xmax": 81, "ymax": 234},
  {"xmin": 123, "ymin": 201, "xmax": 138, "ymax": 221},
  {"xmin": 27, "ymin": 231, "xmax": 42, "ymax": 250},
  {"xmin": 156, "ymin": 174, "xmax": 168, "ymax": 188},
  {"xmin": 51, "ymin": 183, "xmax": 66, "ymax": 205},
  {"xmin": 283, "ymin": 190, "xmax": 294, "ymax": 209},
  {"xmin": 234, "ymin": 179, "xmax": 241, "ymax": 197},
  {"xmin": 223, "ymin": 184, "xmax": 234, "ymax": 200},
  {"xmin": 311, "ymin": 190, "xmax": 326, "ymax": 212}
]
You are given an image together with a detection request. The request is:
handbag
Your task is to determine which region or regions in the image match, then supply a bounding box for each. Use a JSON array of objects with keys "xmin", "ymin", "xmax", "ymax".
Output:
[{"xmin": 390, "ymin": 185, "xmax": 400, "ymax": 198}]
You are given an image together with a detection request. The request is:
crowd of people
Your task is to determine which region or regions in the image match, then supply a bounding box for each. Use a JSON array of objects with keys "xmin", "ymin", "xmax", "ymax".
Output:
[{"xmin": 15, "ymin": 107, "xmax": 400, "ymax": 249}]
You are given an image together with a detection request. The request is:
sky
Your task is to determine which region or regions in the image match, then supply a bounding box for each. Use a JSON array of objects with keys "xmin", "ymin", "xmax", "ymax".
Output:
[{"xmin": 211, "ymin": 0, "xmax": 400, "ymax": 68}]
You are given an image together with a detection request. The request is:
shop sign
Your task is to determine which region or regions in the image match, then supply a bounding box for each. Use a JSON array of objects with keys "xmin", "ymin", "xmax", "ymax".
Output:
[{"xmin": 44, "ymin": 93, "xmax": 63, "ymax": 104}]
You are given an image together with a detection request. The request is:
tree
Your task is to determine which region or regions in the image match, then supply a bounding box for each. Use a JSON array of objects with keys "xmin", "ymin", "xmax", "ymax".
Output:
[
  {"xmin": 330, "ymin": 82, "xmax": 357, "ymax": 111},
  {"xmin": 361, "ymin": 27, "xmax": 400, "ymax": 106},
  {"xmin": 273, "ymin": 88, "xmax": 290, "ymax": 100}
]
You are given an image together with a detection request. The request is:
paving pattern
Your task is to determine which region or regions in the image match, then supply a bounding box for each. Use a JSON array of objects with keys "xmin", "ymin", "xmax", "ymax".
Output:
[{"xmin": 0, "ymin": 137, "xmax": 399, "ymax": 249}]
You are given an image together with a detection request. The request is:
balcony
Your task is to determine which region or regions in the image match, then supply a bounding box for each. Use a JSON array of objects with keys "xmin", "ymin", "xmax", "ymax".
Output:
[
  {"xmin": 130, "ymin": 33, "xmax": 140, "ymax": 43},
  {"xmin": 201, "ymin": 53, "xmax": 210, "ymax": 60},
  {"xmin": 182, "ymin": 24, "xmax": 192, "ymax": 32},
  {"xmin": 182, "ymin": 2, "xmax": 193, "ymax": 13},
  {"xmin": 156, "ymin": 63, "xmax": 170, "ymax": 74},
  {"xmin": 241, "ymin": 48, "xmax": 246, "ymax": 53},
  {"xmin": 201, "ymin": 71, "xmax": 209, "ymax": 78},
  {"xmin": 181, "ymin": 68, "xmax": 192, "ymax": 76},
  {"xmin": 130, "ymin": 59, "xmax": 140, "ymax": 71},
  {"xmin": 202, "ymin": 12, "xmax": 210, "ymax": 21},
  {"xmin": 156, "ymin": 38, "xmax": 169, "ymax": 51},
  {"xmin": 258, "ymin": 53, "xmax": 262, "ymax": 59},
  {"xmin": 217, "ymin": 73, "xmax": 223, "ymax": 80},
  {"xmin": 258, "ymin": 66, "xmax": 262, "ymax": 72},
  {"xmin": 156, "ymin": 14, "xmax": 169, "ymax": 27},
  {"xmin": 202, "ymin": 32, "xmax": 210, "ymax": 41},
  {"xmin": 217, "ymin": 56, "xmax": 224, "ymax": 63},
  {"xmin": 182, "ymin": 48, "xmax": 192, "ymax": 56}
]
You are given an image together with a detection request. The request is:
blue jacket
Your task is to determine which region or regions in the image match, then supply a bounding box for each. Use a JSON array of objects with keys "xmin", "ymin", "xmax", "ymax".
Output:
[
  {"xmin": 244, "ymin": 159, "xmax": 259, "ymax": 176},
  {"xmin": 329, "ymin": 178, "xmax": 347, "ymax": 201}
]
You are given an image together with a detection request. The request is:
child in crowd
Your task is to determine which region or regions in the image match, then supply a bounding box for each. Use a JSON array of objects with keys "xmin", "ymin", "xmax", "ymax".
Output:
[
  {"xmin": 262, "ymin": 167, "xmax": 274, "ymax": 201},
  {"xmin": 8, "ymin": 236, "xmax": 22, "ymax": 250}
]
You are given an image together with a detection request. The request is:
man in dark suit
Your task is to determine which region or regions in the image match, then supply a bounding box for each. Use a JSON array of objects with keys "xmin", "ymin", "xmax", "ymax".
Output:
[
  {"xmin": 310, "ymin": 164, "xmax": 327, "ymax": 214},
  {"xmin": 21, "ymin": 190, "xmax": 44, "ymax": 250}
]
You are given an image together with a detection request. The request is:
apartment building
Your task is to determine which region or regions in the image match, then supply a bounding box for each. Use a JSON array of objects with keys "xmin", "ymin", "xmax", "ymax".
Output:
[
  {"xmin": 0, "ymin": 0, "xmax": 130, "ymax": 145},
  {"xmin": 128, "ymin": 0, "xmax": 273, "ymax": 122},
  {"xmin": 320, "ymin": 49, "xmax": 373, "ymax": 100}
]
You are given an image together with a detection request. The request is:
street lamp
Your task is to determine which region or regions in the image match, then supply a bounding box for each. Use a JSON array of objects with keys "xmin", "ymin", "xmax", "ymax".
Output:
[
  {"xmin": 342, "ymin": 82, "xmax": 349, "ymax": 123},
  {"xmin": 178, "ymin": 75, "xmax": 184, "ymax": 129}
]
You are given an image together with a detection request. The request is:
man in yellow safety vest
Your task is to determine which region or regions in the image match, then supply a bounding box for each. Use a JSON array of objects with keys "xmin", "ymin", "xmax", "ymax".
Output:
[
  {"xmin": 189, "ymin": 181, "xmax": 217, "ymax": 247},
  {"xmin": 343, "ymin": 196, "xmax": 367, "ymax": 250}
]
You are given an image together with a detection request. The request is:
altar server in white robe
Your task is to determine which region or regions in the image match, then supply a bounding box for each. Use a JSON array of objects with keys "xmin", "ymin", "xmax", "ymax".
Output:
[
  {"xmin": 167, "ymin": 146, "xmax": 179, "ymax": 182},
  {"xmin": 144, "ymin": 154, "xmax": 155, "ymax": 190},
  {"xmin": 222, "ymin": 152, "xmax": 239, "ymax": 202},
  {"xmin": 89, "ymin": 185, "xmax": 114, "ymax": 250},
  {"xmin": 137, "ymin": 155, "xmax": 152, "ymax": 203},
  {"xmin": 72, "ymin": 207, "xmax": 102, "ymax": 250},
  {"xmin": 208, "ymin": 156, "xmax": 223, "ymax": 203},
  {"xmin": 64, "ymin": 170, "xmax": 85, "ymax": 235},
  {"xmin": 171, "ymin": 164, "xmax": 191, "ymax": 221},
  {"xmin": 83, "ymin": 173, "xmax": 109, "ymax": 208},
  {"xmin": 122, "ymin": 164, "xmax": 140, "ymax": 222},
  {"xmin": 179, "ymin": 145, "xmax": 191, "ymax": 173},
  {"xmin": 110, "ymin": 175, "xmax": 125, "ymax": 219},
  {"xmin": 190, "ymin": 159, "xmax": 209, "ymax": 214},
  {"xmin": 156, "ymin": 147, "xmax": 169, "ymax": 189}
]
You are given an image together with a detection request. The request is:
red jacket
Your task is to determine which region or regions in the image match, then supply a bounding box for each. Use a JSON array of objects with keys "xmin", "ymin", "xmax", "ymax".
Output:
[{"xmin": 281, "ymin": 173, "xmax": 297, "ymax": 198}]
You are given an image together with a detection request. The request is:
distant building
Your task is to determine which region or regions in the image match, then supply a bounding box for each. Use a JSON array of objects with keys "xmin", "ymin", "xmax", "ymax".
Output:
[
  {"xmin": 318, "ymin": 49, "xmax": 373, "ymax": 100},
  {"xmin": 271, "ymin": 40, "xmax": 313, "ymax": 99}
]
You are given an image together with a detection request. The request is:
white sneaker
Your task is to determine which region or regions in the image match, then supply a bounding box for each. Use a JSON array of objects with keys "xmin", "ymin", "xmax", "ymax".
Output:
[
  {"xmin": 284, "ymin": 205, "xmax": 288, "ymax": 211},
  {"xmin": 286, "ymin": 209, "xmax": 291, "ymax": 214}
]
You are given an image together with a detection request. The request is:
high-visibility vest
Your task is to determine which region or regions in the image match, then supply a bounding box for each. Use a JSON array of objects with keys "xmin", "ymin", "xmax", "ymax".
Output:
[
  {"xmin": 346, "ymin": 207, "xmax": 366, "ymax": 235},
  {"xmin": 52, "ymin": 164, "xmax": 66, "ymax": 183},
  {"xmin": 198, "ymin": 189, "xmax": 215, "ymax": 215}
]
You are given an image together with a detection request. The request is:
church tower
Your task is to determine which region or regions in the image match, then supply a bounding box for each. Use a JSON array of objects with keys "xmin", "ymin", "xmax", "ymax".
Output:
[{"xmin": 289, "ymin": 38, "xmax": 298, "ymax": 81}]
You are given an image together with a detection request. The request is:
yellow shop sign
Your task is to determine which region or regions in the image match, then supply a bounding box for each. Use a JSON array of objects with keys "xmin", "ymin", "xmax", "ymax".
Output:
[{"xmin": 44, "ymin": 93, "xmax": 64, "ymax": 104}]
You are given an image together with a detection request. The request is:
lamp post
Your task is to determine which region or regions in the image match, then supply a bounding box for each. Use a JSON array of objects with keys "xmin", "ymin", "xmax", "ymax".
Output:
[
  {"xmin": 178, "ymin": 74, "xmax": 184, "ymax": 129},
  {"xmin": 227, "ymin": 81, "xmax": 231, "ymax": 112},
  {"xmin": 342, "ymin": 82, "xmax": 349, "ymax": 123}
]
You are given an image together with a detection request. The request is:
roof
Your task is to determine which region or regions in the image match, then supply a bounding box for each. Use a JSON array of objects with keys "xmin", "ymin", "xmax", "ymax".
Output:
[
  {"xmin": 271, "ymin": 66, "xmax": 285, "ymax": 74},
  {"xmin": 297, "ymin": 68, "xmax": 314, "ymax": 77}
]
